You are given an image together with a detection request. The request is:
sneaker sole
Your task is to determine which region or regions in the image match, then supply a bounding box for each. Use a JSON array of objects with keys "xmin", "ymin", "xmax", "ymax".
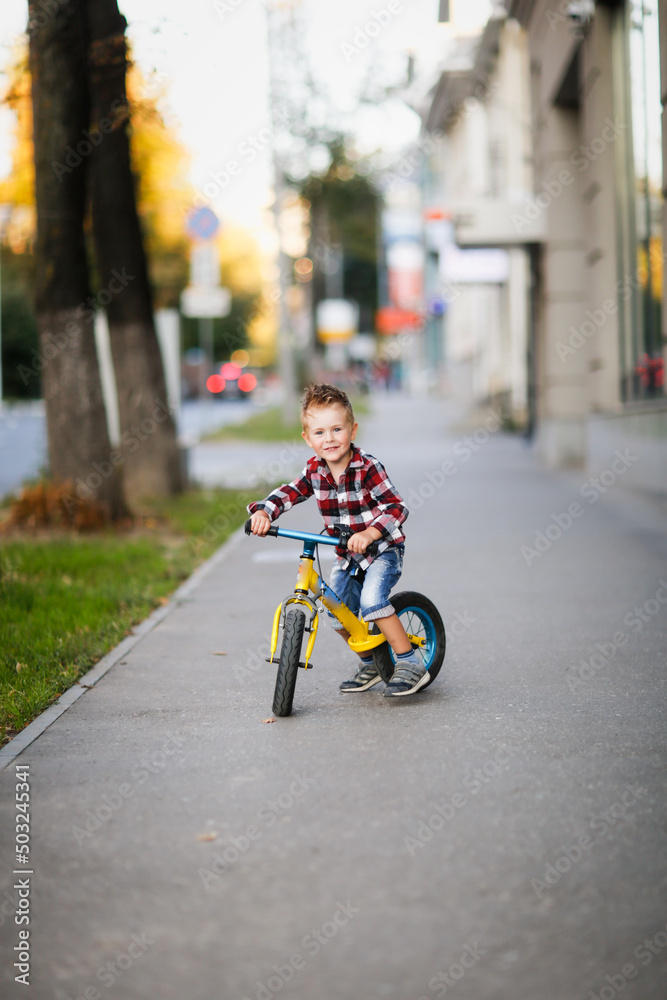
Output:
[
  {"xmin": 383, "ymin": 670, "xmax": 430, "ymax": 697},
  {"xmin": 339, "ymin": 676, "xmax": 383, "ymax": 693}
]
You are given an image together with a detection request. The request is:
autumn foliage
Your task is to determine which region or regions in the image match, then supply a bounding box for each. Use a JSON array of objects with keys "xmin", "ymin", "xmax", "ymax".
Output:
[{"xmin": 4, "ymin": 481, "xmax": 110, "ymax": 531}]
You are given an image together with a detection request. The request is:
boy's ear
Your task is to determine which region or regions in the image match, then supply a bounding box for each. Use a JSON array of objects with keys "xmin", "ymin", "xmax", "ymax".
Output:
[{"xmin": 350, "ymin": 421, "xmax": 358, "ymax": 441}]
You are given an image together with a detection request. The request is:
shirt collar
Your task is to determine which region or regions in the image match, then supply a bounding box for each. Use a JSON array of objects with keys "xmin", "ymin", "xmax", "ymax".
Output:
[{"xmin": 315, "ymin": 444, "xmax": 364, "ymax": 477}]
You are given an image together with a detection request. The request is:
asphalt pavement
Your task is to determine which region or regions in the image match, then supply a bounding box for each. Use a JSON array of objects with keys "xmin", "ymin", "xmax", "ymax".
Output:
[
  {"xmin": 0, "ymin": 402, "xmax": 48, "ymax": 498},
  {"xmin": 0, "ymin": 398, "xmax": 262, "ymax": 499},
  {"xmin": 1, "ymin": 392, "xmax": 666, "ymax": 1000}
]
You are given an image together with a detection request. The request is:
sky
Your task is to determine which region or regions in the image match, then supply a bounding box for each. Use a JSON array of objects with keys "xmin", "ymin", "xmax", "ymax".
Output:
[
  {"xmin": 0, "ymin": 0, "xmax": 493, "ymax": 237},
  {"xmin": 628, "ymin": 0, "xmax": 663, "ymax": 191}
]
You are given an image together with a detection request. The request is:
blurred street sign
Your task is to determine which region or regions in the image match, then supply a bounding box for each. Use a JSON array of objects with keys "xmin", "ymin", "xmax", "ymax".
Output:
[
  {"xmin": 185, "ymin": 206, "xmax": 220, "ymax": 241},
  {"xmin": 452, "ymin": 198, "xmax": 546, "ymax": 245},
  {"xmin": 316, "ymin": 299, "xmax": 358, "ymax": 342},
  {"xmin": 190, "ymin": 244, "xmax": 219, "ymax": 287},
  {"xmin": 376, "ymin": 307, "xmax": 423, "ymax": 335},
  {"xmin": 387, "ymin": 241, "xmax": 424, "ymax": 311},
  {"xmin": 382, "ymin": 207, "xmax": 422, "ymax": 245},
  {"xmin": 181, "ymin": 286, "xmax": 231, "ymax": 318},
  {"xmin": 440, "ymin": 245, "xmax": 509, "ymax": 283}
]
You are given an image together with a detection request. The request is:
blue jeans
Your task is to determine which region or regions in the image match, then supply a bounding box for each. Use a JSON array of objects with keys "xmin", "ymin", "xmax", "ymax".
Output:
[{"xmin": 327, "ymin": 546, "xmax": 404, "ymax": 630}]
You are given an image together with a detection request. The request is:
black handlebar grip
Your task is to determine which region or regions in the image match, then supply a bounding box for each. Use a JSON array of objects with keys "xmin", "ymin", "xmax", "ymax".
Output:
[
  {"xmin": 334, "ymin": 524, "xmax": 381, "ymax": 558},
  {"xmin": 245, "ymin": 517, "xmax": 279, "ymax": 538}
]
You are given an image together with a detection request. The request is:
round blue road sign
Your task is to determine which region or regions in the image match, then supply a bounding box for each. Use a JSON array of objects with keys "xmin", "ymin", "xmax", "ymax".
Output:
[{"xmin": 186, "ymin": 207, "xmax": 220, "ymax": 241}]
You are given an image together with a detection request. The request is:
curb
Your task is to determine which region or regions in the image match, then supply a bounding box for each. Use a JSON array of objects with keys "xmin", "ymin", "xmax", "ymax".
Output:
[{"xmin": 0, "ymin": 526, "xmax": 245, "ymax": 772}]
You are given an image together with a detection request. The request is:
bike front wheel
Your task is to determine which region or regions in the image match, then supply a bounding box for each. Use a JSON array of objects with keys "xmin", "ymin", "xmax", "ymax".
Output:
[
  {"xmin": 272, "ymin": 607, "xmax": 306, "ymax": 717},
  {"xmin": 372, "ymin": 591, "xmax": 446, "ymax": 689}
]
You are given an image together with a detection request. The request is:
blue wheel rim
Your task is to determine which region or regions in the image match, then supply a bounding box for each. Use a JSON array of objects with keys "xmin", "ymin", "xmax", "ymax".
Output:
[{"xmin": 393, "ymin": 606, "xmax": 437, "ymax": 672}]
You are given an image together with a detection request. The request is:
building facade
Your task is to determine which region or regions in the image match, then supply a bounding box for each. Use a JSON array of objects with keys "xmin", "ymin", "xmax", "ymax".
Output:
[
  {"xmin": 414, "ymin": 11, "xmax": 535, "ymax": 425},
  {"xmin": 415, "ymin": 0, "xmax": 666, "ymax": 490},
  {"xmin": 508, "ymin": 0, "xmax": 666, "ymax": 490}
]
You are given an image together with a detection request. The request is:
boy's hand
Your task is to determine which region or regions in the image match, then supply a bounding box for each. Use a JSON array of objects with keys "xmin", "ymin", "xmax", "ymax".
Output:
[
  {"xmin": 250, "ymin": 511, "xmax": 272, "ymax": 535},
  {"xmin": 346, "ymin": 528, "xmax": 381, "ymax": 553}
]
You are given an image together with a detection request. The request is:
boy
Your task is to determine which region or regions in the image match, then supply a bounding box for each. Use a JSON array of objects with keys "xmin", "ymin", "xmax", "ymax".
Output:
[{"xmin": 247, "ymin": 383, "xmax": 428, "ymax": 697}]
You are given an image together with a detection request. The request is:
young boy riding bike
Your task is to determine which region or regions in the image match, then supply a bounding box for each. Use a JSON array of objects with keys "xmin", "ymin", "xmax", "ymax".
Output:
[{"xmin": 247, "ymin": 383, "xmax": 428, "ymax": 697}]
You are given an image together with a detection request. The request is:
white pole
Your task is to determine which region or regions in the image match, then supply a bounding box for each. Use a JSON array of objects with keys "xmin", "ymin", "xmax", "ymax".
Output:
[
  {"xmin": 0, "ymin": 205, "xmax": 13, "ymax": 409},
  {"xmin": 0, "ymin": 239, "xmax": 3, "ymax": 407},
  {"xmin": 266, "ymin": 1, "xmax": 298, "ymax": 425}
]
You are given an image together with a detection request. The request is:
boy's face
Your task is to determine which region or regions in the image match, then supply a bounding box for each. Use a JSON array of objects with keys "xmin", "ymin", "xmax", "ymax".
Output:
[{"xmin": 302, "ymin": 404, "xmax": 357, "ymax": 468}]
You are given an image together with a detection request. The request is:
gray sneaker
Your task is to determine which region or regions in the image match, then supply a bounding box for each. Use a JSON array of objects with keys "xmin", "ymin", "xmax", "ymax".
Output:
[
  {"xmin": 383, "ymin": 657, "xmax": 428, "ymax": 697},
  {"xmin": 339, "ymin": 660, "xmax": 382, "ymax": 693}
]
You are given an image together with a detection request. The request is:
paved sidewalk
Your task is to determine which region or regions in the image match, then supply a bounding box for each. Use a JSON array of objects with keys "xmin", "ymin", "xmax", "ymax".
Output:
[{"xmin": 1, "ymin": 393, "xmax": 666, "ymax": 1000}]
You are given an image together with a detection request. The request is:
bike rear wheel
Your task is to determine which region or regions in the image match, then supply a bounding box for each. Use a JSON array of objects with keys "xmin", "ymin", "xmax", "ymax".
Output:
[
  {"xmin": 272, "ymin": 607, "xmax": 306, "ymax": 717},
  {"xmin": 372, "ymin": 591, "xmax": 446, "ymax": 689}
]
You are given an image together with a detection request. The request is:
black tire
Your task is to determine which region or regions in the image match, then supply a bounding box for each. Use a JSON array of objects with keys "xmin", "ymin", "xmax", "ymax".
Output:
[
  {"xmin": 372, "ymin": 591, "xmax": 446, "ymax": 690},
  {"xmin": 272, "ymin": 607, "xmax": 306, "ymax": 717}
]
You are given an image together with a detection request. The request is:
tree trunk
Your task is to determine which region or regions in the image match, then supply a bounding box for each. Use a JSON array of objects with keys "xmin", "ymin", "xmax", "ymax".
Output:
[
  {"xmin": 84, "ymin": 0, "xmax": 183, "ymax": 503},
  {"xmin": 28, "ymin": 0, "xmax": 127, "ymax": 519}
]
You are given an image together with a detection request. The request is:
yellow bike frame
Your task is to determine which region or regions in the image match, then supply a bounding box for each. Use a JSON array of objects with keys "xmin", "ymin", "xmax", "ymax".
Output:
[{"xmin": 269, "ymin": 550, "xmax": 425, "ymax": 668}]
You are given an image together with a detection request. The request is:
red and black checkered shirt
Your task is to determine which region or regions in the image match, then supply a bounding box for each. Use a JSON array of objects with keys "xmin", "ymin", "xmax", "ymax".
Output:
[{"xmin": 247, "ymin": 445, "xmax": 408, "ymax": 570}]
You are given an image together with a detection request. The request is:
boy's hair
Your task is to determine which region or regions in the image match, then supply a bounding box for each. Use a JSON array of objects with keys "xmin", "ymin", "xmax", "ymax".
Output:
[{"xmin": 300, "ymin": 383, "xmax": 354, "ymax": 429}]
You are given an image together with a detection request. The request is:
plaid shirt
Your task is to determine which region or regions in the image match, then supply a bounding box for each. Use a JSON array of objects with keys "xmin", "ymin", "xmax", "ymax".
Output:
[{"xmin": 247, "ymin": 445, "xmax": 408, "ymax": 570}]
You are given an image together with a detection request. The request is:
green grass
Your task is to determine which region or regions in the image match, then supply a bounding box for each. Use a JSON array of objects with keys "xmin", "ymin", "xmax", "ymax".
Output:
[
  {"xmin": 0, "ymin": 488, "xmax": 249, "ymax": 743},
  {"xmin": 205, "ymin": 396, "xmax": 369, "ymax": 443},
  {"xmin": 205, "ymin": 406, "xmax": 304, "ymax": 443}
]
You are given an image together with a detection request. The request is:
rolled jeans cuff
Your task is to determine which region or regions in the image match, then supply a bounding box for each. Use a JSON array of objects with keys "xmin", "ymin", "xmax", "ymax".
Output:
[{"xmin": 363, "ymin": 602, "xmax": 395, "ymax": 622}]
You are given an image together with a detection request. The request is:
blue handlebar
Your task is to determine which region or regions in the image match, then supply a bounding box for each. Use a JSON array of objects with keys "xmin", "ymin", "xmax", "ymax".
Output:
[
  {"xmin": 270, "ymin": 526, "xmax": 340, "ymax": 546},
  {"xmin": 244, "ymin": 519, "xmax": 380, "ymax": 557},
  {"xmin": 244, "ymin": 519, "xmax": 339, "ymax": 546}
]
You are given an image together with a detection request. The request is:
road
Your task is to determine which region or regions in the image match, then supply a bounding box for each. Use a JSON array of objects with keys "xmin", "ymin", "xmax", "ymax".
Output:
[
  {"xmin": 0, "ymin": 402, "xmax": 48, "ymax": 499},
  {"xmin": 1, "ymin": 393, "xmax": 666, "ymax": 1000},
  {"xmin": 0, "ymin": 398, "xmax": 262, "ymax": 499}
]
